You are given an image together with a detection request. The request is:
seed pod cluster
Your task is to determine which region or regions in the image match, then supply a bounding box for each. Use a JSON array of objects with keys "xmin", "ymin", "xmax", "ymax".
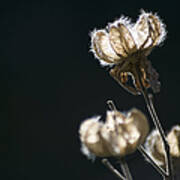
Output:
[{"xmin": 79, "ymin": 108, "xmax": 149, "ymax": 159}]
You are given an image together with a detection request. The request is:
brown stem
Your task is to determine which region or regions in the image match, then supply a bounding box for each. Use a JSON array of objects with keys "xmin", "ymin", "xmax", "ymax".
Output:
[
  {"xmin": 138, "ymin": 145, "xmax": 167, "ymax": 177},
  {"xmin": 136, "ymin": 66, "xmax": 174, "ymax": 180},
  {"xmin": 148, "ymin": 94, "xmax": 174, "ymax": 180},
  {"xmin": 102, "ymin": 159, "xmax": 126, "ymax": 180},
  {"xmin": 119, "ymin": 157, "xmax": 133, "ymax": 180}
]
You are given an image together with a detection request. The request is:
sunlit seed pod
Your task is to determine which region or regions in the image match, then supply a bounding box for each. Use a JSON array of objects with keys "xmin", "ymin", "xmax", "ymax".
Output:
[
  {"xmin": 79, "ymin": 116, "xmax": 111, "ymax": 158},
  {"xmin": 91, "ymin": 10, "xmax": 166, "ymax": 63},
  {"xmin": 100, "ymin": 108, "xmax": 149, "ymax": 157},
  {"xmin": 90, "ymin": 10, "xmax": 166, "ymax": 95}
]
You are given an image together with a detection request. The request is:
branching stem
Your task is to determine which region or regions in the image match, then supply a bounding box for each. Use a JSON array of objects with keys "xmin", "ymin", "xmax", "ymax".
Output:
[
  {"xmin": 102, "ymin": 159, "xmax": 126, "ymax": 180},
  {"xmin": 136, "ymin": 66, "xmax": 174, "ymax": 180},
  {"xmin": 119, "ymin": 157, "xmax": 133, "ymax": 180},
  {"xmin": 138, "ymin": 145, "xmax": 167, "ymax": 177}
]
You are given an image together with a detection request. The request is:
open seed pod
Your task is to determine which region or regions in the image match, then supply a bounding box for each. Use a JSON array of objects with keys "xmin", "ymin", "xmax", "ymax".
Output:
[
  {"xmin": 79, "ymin": 108, "xmax": 149, "ymax": 159},
  {"xmin": 90, "ymin": 10, "xmax": 166, "ymax": 94}
]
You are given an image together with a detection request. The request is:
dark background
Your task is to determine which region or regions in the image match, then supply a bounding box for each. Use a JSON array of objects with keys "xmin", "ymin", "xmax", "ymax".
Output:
[{"xmin": 3, "ymin": 0, "xmax": 180, "ymax": 179}]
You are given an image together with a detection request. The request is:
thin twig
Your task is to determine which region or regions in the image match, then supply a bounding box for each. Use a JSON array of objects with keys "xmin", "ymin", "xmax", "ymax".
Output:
[
  {"xmin": 106, "ymin": 100, "xmax": 133, "ymax": 180},
  {"xmin": 107, "ymin": 100, "xmax": 117, "ymax": 111},
  {"xmin": 148, "ymin": 94, "xmax": 174, "ymax": 180},
  {"xmin": 102, "ymin": 158, "xmax": 126, "ymax": 180},
  {"xmin": 119, "ymin": 157, "xmax": 133, "ymax": 180},
  {"xmin": 138, "ymin": 145, "xmax": 167, "ymax": 177},
  {"xmin": 136, "ymin": 66, "xmax": 174, "ymax": 180}
]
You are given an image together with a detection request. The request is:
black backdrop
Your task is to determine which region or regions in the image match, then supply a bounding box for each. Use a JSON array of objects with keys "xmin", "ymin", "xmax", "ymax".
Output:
[{"xmin": 3, "ymin": 0, "xmax": 180, "ymax": 179}]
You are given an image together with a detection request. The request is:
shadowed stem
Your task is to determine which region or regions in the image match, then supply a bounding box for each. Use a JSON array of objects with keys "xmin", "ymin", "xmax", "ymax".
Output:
[
  {"xmin": 136, "ymin": 67, "xmax": 174, "ymax": 180},
  {"xmin": 106, "ymin": 100, "xmax": 133, "ymax": 180},
  {"xmin": 119, "ymin": 157, "xmax": 133, "ymax": 180},
  {"xmin": 148, "ymin": 94, "xmax": 174, "ymax": 180},
  {"xmin": 138, "ymin": 145, "xmax": 167, "ymax": 177},
  {"xmin": 102, "ymin": 159, "xmax": 126, "ymax": 180}
]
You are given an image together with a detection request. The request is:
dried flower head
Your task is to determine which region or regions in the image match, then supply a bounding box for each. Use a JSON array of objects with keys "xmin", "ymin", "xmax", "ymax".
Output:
[
  {"xmin": 145, "ymin": 125, "xmax": 180, "ymax": 166},
  {"xmin": 79, "ymin": 108, "xmax": 149, "ymax": 159},
  {"xmin": 90, "ymin": 10, "xmax": 166, "ymax": 95}
]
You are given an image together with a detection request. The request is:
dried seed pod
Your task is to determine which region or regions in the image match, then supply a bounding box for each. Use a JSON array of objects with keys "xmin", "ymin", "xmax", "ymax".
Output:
[
  {"xmin": 145, "ymin": 129, "xmax": 165, "ymax": 166},
  {"xmin": 145, "ymin": 125, "xmax": 180, "ymax": 166},
  {"xmin": 101, "ymin": 108, "xmax": 149, "ymax": 157},
  {"xmin": 79, "ymin": 108, "xmax": 149, "ymax": 159},
  {"xmin": 79, "ymin": 116, "xmax": 111, "ymax": 158},
  {"xmin": 90, "ymin": 10, "xmax": 166, "ymax": 95}
]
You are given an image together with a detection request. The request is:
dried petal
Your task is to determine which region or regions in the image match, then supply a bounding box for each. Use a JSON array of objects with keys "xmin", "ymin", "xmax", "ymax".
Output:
[
  {"xmin": 117, "ymin": 23, "xmax": 137, "ymax": 54},
  {"xmin": 148, "ymin": 13, "xmax": 166, "ymax": 46},
  {"xmin": 109, "ymin": 26, "xmax": 127, "ymax": 57},
  {"xmin": 133, "ymin": 10, "xmax": 166, "ymax": 51},
  {"xmin": 91, "ymin": 30, "xmax": 121, "ymax": 66},
  {"xmin": 108, "ymin": 15, "xmax": 134, "ymax": 54},
  {"xmin": 133, "ymin": 12, "xmax": 150, "ymax": 49}
]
